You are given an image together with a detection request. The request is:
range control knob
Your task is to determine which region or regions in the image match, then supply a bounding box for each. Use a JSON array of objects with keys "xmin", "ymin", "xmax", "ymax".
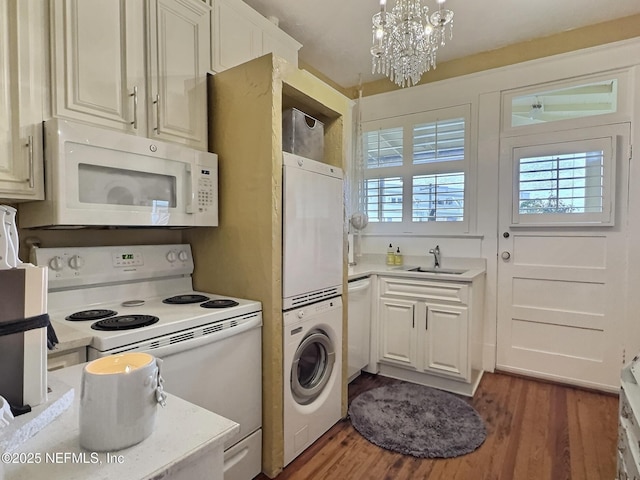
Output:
[
  {"xmin": 68, "ymin": 255, "xmax": 84, "ymax": 270},
  {"xmin": 178, "ymin": 250, "xmax": 189, "ymax": 262},
  {"xmin": 49, "ymin": 256, "xmax": 64, "ymax": 271},
  {"xmin": 166, "ymin": 251, "xmax": 177, "ymax": 263}
]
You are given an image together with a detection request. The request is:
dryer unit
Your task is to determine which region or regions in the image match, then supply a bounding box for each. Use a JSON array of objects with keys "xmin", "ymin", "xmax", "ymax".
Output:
[{"xmin": 283, "ymin": 297, "xmax": 342, "ymax": 466}]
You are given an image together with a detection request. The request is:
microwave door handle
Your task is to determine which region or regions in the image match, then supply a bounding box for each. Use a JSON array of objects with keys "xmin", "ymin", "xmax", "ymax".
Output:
[{"xmin": 186, "ymin": 164, "xmax": 195, "ymax": 214}]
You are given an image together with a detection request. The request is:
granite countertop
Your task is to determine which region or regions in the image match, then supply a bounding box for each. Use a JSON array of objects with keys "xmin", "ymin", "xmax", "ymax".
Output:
[
  {"xmin": 3, "ymin": 364, "xmax": 239, "ymax": 480},
  {"xmin": 348, "ymin": 254, "xmax": 486, "ymax": 283}
]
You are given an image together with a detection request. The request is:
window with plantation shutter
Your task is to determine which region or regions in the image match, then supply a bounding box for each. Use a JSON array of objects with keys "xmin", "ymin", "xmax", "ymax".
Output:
[
  {"xmin": 509, "ymin": 134, "xmax": 617, "ymax": 226},
  {"xmin": 361, "ymin": 106, "xmax": 469, "ymax": 232}
]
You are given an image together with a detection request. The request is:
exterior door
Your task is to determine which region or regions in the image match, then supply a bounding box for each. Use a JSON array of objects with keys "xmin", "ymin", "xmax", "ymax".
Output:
[{"xmin": 496, "ymin": 123, "xmax": 630, "ymax": 392}]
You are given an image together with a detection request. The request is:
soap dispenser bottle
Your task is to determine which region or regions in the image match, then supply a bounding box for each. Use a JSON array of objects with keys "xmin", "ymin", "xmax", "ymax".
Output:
[
  {"xmin": 386, "ymin": 243, "xmax": 395, "ymax": 265},
  {"xmin": 394, "ymin": 247, "xmax": 403, "ymax": 266}
]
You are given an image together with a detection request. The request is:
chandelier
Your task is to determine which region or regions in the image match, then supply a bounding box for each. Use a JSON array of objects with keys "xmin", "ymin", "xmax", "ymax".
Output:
[{"xmin": 371, "ymin": 0, "xmax": 454, "ymax": 88}]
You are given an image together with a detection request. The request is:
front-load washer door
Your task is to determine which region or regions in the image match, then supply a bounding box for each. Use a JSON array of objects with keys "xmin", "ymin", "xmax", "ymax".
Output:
[{"xmin": 291, "ymin": 329, "xmax": 335, "ymax": 405}]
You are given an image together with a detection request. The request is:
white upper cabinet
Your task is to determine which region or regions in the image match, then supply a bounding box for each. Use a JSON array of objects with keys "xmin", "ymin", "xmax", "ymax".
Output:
[
  {"xmin": 50, "ymin": 0, "xmax": 146, "ymax": 135},
  {"xmin": 210, "ymin": 0, "xmax": 301, "ymax": 73},
  {"xmin": 50, "ymin": 0, "xmax": 210, "ymax": 150},
  {"xmin": 147, "ymin": 0, "xmax": 210, "ymax": 149},
  {"xmin": 0, "ymin": 0, "xmax": 45, "ymax": 201},
  {"xmin": 211, "ymin": 0, "xmax": 260, "ymax": 71}
]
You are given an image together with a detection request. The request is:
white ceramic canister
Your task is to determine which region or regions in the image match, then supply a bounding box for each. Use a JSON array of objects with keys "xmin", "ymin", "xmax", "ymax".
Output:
[{"xmin": 79, "ymin": 352, "xmax": 166, "ymax": 452}]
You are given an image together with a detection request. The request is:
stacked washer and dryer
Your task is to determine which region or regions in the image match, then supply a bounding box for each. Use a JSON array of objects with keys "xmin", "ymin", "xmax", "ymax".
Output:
[{"xmin": 281, "ymin": 151, "xmax": 344, "ymax": 466}]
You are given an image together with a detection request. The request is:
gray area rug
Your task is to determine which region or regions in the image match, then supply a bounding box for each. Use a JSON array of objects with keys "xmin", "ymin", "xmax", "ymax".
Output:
[{"xmin": 348, "ymin": 382, "xmax": 487, "ymax": 458}]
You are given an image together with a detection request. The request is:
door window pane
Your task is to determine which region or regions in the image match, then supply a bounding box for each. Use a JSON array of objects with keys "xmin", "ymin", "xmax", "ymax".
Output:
[
  {"xmin": 510, "ymin": 79, "xmax": 618, "ymax": 127},
  {"xmin": 518, "ymin": 152, "xmax": 604, "ymax": 215}
]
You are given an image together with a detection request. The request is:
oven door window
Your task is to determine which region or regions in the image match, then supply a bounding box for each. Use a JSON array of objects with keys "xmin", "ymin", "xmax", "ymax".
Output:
[{"xmin": 291, "ymin": 330, "xmax": 335, "ymax": 405}]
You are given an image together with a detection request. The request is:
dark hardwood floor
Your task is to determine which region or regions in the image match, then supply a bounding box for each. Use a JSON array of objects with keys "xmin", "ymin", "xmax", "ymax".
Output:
[{"xmin": 259, "ymin": 371, "xmax": 619, "ymax": 480}]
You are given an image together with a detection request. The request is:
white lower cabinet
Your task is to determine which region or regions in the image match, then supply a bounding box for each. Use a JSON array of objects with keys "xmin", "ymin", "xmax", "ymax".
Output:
[
  {"xmin": 422, "ymin": 303, "xmax": 468, "ymax": 380},
  {"xmin": 379, "ymin": 297, "xmax": 418, "ymax": 368},
  {"xmin": 376, "ymin": 275, "xmax": 483, "ymax": 397}
]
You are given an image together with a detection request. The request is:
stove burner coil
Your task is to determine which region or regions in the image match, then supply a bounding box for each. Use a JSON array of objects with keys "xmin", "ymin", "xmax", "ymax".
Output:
[
  {"xmin": 162, "ymin": 294, "xmax": 210, "ymax": 305},
  {"xmin": 91, "ymin": 314, "xmax": 159, "ymax": 331},
  {"xmin": 200, "ymin": 299, "xmax": 240, "ymax": 309},
  {"xmin": 66, "ymin": 309, "xmax": 118, "ymax": 321}
]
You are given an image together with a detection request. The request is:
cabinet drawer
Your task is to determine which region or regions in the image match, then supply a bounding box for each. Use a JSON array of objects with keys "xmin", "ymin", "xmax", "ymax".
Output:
[
  {"xmin": 47, "ymin": 347, "xmax": 87, "ymax": 371},
  {"xmin": 379, "ymin": 276, "xmax": 468, "ymax": 305}
]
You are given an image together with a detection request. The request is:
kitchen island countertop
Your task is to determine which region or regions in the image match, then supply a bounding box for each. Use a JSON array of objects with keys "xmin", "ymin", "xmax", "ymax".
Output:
[{"xmin": 3, "ymin": 363, "xmax": 239, "ymax": 480}]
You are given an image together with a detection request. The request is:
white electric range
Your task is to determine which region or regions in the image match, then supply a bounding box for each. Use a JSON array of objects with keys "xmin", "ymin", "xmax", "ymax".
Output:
[{"xmin": 36, "ymin": 244, "xmax": 262, "ymax": 480}]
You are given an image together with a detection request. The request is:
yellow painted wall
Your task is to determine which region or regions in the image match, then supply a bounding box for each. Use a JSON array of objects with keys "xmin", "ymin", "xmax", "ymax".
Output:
[{"xmin": 185, "ymin": 54, "xmax": 351, "ymax": 478}]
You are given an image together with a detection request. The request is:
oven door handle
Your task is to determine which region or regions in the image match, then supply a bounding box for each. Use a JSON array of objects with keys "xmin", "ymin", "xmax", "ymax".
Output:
[{"xmin": 103, "ymin": 314, "xmax": 262, "ymax": 358}]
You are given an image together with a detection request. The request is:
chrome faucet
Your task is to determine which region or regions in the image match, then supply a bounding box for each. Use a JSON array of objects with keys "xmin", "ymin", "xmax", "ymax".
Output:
[{"xmin": 429, "ymin": 245, "xmax": 441, "ymax": 268}]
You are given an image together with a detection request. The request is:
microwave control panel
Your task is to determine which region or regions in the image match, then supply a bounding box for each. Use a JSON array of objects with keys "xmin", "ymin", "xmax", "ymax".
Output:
[
  {"xmin": 197, "ymin": 168, "xmax": 215, "ymax": 212},
  {"xmin": 192, "ymin": 156, "xmax": 218, "ymax": 226}
]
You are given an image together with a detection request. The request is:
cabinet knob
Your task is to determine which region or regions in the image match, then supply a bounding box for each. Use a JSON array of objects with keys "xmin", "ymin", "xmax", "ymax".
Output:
[
  {"xmin": 501, "ymin": 251, "xmax": 511, "ymax": 260},
  {"xmin": 503, "ymin": 232, "xmax": 510, "ymax": 238}
]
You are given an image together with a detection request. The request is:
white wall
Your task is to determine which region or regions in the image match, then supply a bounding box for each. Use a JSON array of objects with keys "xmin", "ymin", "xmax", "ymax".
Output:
[{"xmin": 355, "ymin": 37, "xmax": 640, "ymax": 373}]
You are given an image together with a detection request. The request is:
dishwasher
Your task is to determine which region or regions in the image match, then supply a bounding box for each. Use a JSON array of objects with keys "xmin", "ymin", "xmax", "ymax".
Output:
[{"xmin": 347, "ymin": 276, "xmax": 372, "ymax": 381}]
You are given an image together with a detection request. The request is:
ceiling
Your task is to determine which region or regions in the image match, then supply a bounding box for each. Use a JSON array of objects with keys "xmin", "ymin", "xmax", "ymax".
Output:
[{"xmin": 241, "ymin": 0, "xmax": 640, "ymax": 89}]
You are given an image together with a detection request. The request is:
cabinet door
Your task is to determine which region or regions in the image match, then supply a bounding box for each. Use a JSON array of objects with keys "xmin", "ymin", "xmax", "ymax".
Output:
[
  {"xmin": 378, "ymin": 297, "xmax": 417, "ymax": 368},
  {"xmin": 262, "ymin": 30, "xmax": 299, "ymax": 67},
  {"xmin": 422, "ymin": 303, "xmax": 469, "ymax": 380},
  {"xmin": 147, "ymin": 0, "xmax": 210, "ymax": 150},
  {"xmin": 210, "ymin": 0, "xmax": 260, "ymax": 72},
  {"xmin": 50, "ymin": 0, "xmax": 146, "ymax": 134},
  {"xmin": 0, "ymin": 0, "xmax": 44, "ymax": 201}
]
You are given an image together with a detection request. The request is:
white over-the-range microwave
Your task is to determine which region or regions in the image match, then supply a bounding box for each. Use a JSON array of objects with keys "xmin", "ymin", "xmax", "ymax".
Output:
[{"xmin": 19, "ymin": 118, "xmax": 218, "ymax": 228}]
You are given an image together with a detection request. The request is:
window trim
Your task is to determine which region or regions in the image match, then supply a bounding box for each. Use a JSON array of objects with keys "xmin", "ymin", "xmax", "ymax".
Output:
[{"xmin": 361, "ymin": 105, "xmax": 471, "ymax": 234}]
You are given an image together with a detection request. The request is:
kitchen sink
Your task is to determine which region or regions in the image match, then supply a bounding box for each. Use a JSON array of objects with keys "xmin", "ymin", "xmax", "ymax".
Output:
[{"xmin": 407, "ymin": 267, "xmax": 468, "ymax": 275}]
